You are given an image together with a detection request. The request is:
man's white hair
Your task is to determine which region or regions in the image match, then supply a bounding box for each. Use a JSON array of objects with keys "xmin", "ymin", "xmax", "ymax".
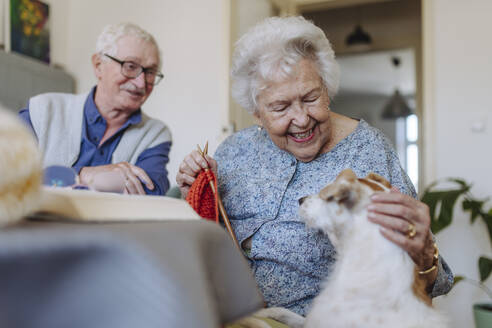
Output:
[
  {"xmin": 96, "ymin": 22, "xmax": 162, "ymax": 69},
  {"xmin": 231, "ymin": 16, "xmax": 340, "ymax": 114}
]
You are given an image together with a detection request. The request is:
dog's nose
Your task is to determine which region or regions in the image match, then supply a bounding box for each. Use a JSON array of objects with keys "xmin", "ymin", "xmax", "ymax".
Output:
[{"xmin": 299, "ymin": 196, "xmax": 306, "ymax": 205}]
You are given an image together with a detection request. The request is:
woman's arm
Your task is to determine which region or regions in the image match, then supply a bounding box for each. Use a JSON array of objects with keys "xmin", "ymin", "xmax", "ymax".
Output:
[{"xmin": 360, "ymin": 127, "xmax": 453, "ymax": 296}]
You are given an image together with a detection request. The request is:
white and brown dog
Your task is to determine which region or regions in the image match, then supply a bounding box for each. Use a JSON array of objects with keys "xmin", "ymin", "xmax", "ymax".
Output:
[{"xmin": 240, "ymin": 169, "xmax": 447, "ymax": 328}]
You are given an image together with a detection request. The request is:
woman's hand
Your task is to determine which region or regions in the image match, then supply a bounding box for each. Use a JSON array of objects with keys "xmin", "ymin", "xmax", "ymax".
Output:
[
  {"xmin": 176, "ymin": 150, "xmax": 217, "ymax": 199},
  {"xmin": 367, "ymin": 188, "xmax": 437, "ymax": 284}
]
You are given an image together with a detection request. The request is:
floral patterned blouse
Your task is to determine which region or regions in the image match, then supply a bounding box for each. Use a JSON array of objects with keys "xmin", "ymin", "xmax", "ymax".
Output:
[{"xmin": 215, "ymin": 120, "xmax": 453, "ymax": 316}]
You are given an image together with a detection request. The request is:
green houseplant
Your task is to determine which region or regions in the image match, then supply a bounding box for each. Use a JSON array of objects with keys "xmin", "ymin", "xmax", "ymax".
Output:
[{"xmin": 421, "ymin": 178, "xmax": 492, "ymax": 327}]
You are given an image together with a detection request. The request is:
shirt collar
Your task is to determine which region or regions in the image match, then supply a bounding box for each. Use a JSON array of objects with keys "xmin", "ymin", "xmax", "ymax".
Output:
[{"xmin": 86, "ymin": 86, "xmax": 143, "ymax": 126}]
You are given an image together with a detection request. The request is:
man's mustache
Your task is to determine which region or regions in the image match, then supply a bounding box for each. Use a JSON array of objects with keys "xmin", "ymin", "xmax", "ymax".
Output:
[{"xmin": 120, "ymin": 83, "xmax": 145, "ymax": 96}]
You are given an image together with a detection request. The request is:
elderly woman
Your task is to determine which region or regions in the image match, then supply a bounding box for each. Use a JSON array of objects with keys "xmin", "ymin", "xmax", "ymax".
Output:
[{"xmin": 177, "ymin": 16, "xmax": 453, "ymax": 316}]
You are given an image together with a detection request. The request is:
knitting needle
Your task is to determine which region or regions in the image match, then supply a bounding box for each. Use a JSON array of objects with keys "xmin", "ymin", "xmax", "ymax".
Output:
[
  {"xmin": 201, "ymin": 141, "xmax": 237, "ymax": 244},
  {"xmin": 197, "ymin": 145, "xmax": 213, "ymax": 189},
  {"xmin": 197, "ymin": 144, "xmax": 239, "ymax": 249},
  {"xmin": 197, "ymin": 144, "xmax": 239, "ymax": 248},
  {"xmin": 203, "ymin": 141, "xmax": 209, "ymax": 157}
]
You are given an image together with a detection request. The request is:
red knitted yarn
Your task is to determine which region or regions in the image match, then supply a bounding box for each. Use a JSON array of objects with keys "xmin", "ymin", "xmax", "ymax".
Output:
[{"xmin": 186, "ymin": 170, "xmax": 219, "ymax": 223}]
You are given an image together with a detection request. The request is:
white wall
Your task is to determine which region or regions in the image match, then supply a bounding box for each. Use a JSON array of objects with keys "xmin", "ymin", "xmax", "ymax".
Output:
[
  {"xmin": 43, "ymin": 0, "xmax": 70, "ymax": 66},
  {"xmin": 427, "ymin": 1, "xmax": 492, "ymax": 327},
  {"xmin": 47, "ymin": 0, "xmax": 230, "ymax": 186},
  {"xmin": 230, "ymin": 0, "xmax": 275, "ymax": 131}
]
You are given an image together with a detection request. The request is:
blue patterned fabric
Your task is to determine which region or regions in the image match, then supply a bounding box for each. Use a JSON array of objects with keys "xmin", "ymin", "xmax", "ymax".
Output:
[{"xmin": 215, "ymin": 120, "xmax": 453, "ymax": 316}]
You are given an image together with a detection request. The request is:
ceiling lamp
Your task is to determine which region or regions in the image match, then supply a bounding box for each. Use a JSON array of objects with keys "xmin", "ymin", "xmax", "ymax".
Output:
[
  {"xmin": 345, "ymin": 24, "xmax": 372, "ymax": 50},
  {"xmin": 381, "ymin": 57, "xmax": 412, "ymax": 119}
]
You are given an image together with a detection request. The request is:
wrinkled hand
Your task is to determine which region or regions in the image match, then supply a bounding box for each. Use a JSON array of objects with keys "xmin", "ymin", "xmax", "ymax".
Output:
[
  {"xmin": 367, "ymin": 188, "xmax": 436, "ymax": 274},
  {"xmin": 79, "ymin": 162, "xmax": 154, "ymax": 195},
  {"xmin": 176, "ymin": 150, "xmax": 217, "ymax": 199}
]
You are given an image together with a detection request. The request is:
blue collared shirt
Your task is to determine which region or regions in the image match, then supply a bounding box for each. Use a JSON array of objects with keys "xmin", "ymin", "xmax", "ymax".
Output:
[{"xmin": 19, "ymin": 87, "xmax": 170, "ymax": 195}]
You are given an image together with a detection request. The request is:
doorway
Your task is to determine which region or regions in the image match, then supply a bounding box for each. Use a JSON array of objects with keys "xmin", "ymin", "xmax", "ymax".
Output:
[
  {"xmin": 335, "ymin": 49, "xmax": 419, "ymax": 190},
  {"xmin": 302, "ymin": 0, "xmax": 422, "ymax": 191}
]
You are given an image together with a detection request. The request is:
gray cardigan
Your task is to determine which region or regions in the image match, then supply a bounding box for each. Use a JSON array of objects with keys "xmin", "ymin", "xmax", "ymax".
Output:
[{"xmin": 29, "ymin": 92, "xmax": 171, "ymax": 168}]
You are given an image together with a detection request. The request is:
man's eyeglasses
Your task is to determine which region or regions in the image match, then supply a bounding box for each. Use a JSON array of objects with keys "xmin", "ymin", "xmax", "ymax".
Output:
[{"xmin": 103, "ymin": 53, "xmax": 164, "ymax": 85}]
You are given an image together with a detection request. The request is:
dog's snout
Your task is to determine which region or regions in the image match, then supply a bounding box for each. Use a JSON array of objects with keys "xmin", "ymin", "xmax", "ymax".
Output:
[{"xmin": 299, "ymin": 196, "xmax": 306, "ymax": 205}]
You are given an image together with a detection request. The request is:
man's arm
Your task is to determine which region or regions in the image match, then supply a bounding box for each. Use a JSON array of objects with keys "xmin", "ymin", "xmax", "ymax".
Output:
[
  {"xmin": 18, "ymin": 107, "xmax": 38, "ymax": 138},
  {"xmin": 134, "ymin": 141, "xmax": 171, "ymax": 196},
  {"xmin": 79, "ymin": 141, "xmax": 171, "ymax": 196}
]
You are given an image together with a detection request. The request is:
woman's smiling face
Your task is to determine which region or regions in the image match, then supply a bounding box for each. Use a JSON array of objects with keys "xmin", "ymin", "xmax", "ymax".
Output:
[{"xmin": 255, "ymin": 59, "xmax": 333, "ymax": 162}]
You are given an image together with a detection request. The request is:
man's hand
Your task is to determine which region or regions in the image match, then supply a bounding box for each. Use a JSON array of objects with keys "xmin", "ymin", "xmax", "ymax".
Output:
[{"xmin": 80, "ymin": 162, "xmax": 154, "ymax": 195}]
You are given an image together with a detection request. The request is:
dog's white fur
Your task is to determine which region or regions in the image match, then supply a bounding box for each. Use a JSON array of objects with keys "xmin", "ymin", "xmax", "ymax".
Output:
[
  {"xmin": 0, "ymin": 106, "xmax": 42, "ymax": 226},
  {"xmin": 237, "ymin": 169, "xmax": 447, "ymax": 328}
]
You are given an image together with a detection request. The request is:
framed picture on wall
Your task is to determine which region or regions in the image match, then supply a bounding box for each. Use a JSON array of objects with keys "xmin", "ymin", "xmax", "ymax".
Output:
[
  {"xmin": 9, "ymin": 0, "xmax": 50, "ymax": 63},
  {"xmin": 1, "ymin": 0, "xmax": 5, "ymax": 49}
]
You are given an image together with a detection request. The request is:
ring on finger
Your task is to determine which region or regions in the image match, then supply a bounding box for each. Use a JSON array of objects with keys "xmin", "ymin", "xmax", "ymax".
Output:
[{"xmin": 406, "ymin": 223, "xmax": 416, "ymax": 239}]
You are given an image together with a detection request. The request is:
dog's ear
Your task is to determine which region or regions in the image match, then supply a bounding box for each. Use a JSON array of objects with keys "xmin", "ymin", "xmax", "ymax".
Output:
[
  {"xmin": 337, "ymin": 169, "xmax": 358, "ymax": 183},
  {"xmin": 364, "ymin": 172, "xmax": 392, "ymax": 189},
  {"xmin": 320, "ymin": 169, "xmax": 359, "ymax": 209}
]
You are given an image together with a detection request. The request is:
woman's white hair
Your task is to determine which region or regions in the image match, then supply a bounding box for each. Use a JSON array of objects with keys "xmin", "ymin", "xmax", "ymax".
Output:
[
  {"xmin": 96, "ymin": 22, "xmax": 162, "ymax": 69},
  {"xmin": 231, "ymin": 16, "xmax": 340, "ymax": 114}
]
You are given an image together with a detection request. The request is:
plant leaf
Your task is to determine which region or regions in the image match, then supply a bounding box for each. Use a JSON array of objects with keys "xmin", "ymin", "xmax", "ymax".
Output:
[
  {"xmin": 421, "ymin": 191, "xmax": 445, "ymax": 233},
  {"xmin": 479, "ymin": 257, "xmax": 492, "ymax": 282},
  {"xmin": 463, "ymin": 198, "xmax": 486, "ymax": 224},
  {"xmin": 421, "ymin": 179, "xmax": 470, "ymax": 234},
  {"xmin": 485, "ymin": 212, "xmax": 492, "ymax": 249},
  {"xmin": 453, "ymin": 275, "xmax": 464, "ymax": 286},
  {"xmin": 437, "ymin": 190, "xmax": 467, "ymax": 233},
  {"xmin": 447, "ymin": 178, "xmax": 468, "ymax": 188},
  {"xmin": 422, "ymin": 190, "xmax": 457, "ymax": 234}
]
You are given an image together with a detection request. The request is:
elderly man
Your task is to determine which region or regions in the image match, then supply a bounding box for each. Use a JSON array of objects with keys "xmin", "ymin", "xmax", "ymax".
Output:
[{"xmin": 19, "ymin": 23, "xmax": 171, "ymax": 195}]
